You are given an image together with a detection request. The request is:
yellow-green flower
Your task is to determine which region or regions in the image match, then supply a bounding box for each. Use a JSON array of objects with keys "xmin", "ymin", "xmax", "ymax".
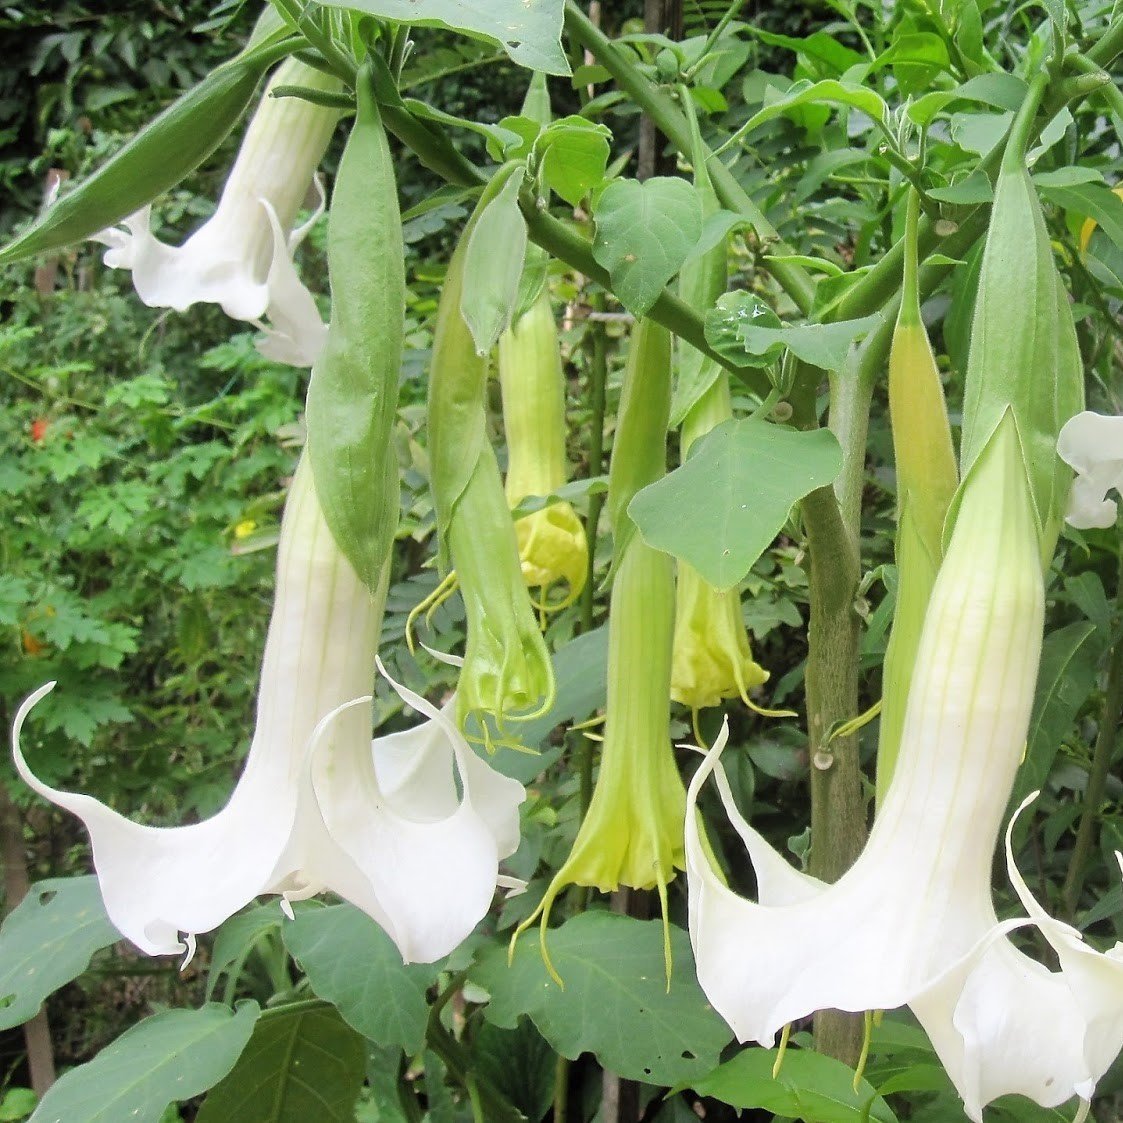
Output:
[{"xmin": 498, "ymin": 288, "xmax": 587, "ymax": 609}]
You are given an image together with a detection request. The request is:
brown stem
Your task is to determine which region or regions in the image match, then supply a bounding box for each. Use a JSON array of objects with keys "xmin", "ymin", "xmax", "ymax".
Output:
[{"xmin": 0, "ymin": 783, "xmax": 56, "ymax": 1094}]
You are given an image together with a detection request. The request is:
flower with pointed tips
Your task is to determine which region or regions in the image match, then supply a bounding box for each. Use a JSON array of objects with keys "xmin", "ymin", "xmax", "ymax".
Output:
[
  {"xmin": 92, "ymin": 58, "xmax": 339, "ymax": 367},
  {"xmin": 1057, "ymin": 410, "xmax": 1123, "ymax": 529},
  {"xmin": 686, "ymin": 415, "xmax": 1123, "ymax": 1120},
  {"xmin": 12, "ymin": 456, "xmax": 525, "ymax": 964}
]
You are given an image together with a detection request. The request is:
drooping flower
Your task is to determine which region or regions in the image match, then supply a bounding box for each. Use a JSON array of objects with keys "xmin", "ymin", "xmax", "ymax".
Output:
[
  {"xmin": 671, "ymin": 377, "xmax": 770, "ymax": 714},
  {"xmin": 92, "ymin": 58, "xmax": 341, "ymax": 366},
  {"xmin": 514, "ymin": 318, "xmax": 686, "ymax": 981},
  {"xmin": 497, "ymin": 286, "xmax": 587, "ymax": 610},
  {"xmin": 1057, "ymin": 410, "xmax": 1123, "ymax": 529},
  {"xmin": 686, "ymin": 415, "xmax": 1123, "ymax": 1119},
  {"xmin": 12, "ymin": 456, "xmax": 525, "ymax": 964}
]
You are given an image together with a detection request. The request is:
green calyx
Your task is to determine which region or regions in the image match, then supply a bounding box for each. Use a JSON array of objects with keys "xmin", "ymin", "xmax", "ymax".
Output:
[
  {"xmin": 956, "ymin": 73, "xmax": 1084, "ymax": 561},
  {"xmin": 306, "ymin": 62, "xmax": 403, "ymax": 595}
]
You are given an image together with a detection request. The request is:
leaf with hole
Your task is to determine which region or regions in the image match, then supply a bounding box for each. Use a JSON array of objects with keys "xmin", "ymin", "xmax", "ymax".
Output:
[{"xmin": 0, "ymin": 876, "xmax": 118, "ymax": 1032}]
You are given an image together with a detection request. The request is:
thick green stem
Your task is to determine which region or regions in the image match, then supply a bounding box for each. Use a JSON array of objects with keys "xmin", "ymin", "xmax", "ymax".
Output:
[
  {"xmin": 801, "ymin": 484, "xmax": 866, "ymax": 1064},
  {"xmin": 1062, "ymin": 549, "xmax": 1123, "ymax": 921},
  {"xmin": 1086, "ymin": 15, "xmax": 1123, "ymax": 67},
  {"xmin": 562, "ymin": 1, "xmax": 817, "ymax": 314}
]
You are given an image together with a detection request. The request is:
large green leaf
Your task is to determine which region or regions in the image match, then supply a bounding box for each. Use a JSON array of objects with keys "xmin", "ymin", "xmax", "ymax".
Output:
[
  {"xmin": 691, "ymin": 1047, "xmax": 898, "ymax": 1123},
  {"xmin": 0, "ymin": 876, "xmax": 118, "ymax": 1031},
  {"xmin": 31, "ymin": 1002, "xmax": 259, "ymax": 1123},
  {"xmin": 283, "ymin": 905, "xmax": 440, "ymax": 1054},
  {"xmin": 470, "ymin": 911, "xmax": 732, "ymax": 1086},
  {"xmin": 317, "ymin": 0, "xmax": 569, "ymax": 74},
  {"xmin": 471, "ymin": 1020, "xmax": 556, "ymax": 1122},
  {"xmin": 196, "ymin": 1004, "xmax": 365, "ymax": 1123},
  {"xmin": 629, "ymin": 420, "xmax": 843, "ymax": 590},
  {"xmin": 592, "ymin": 177, "xmax": 703, "ymax": 315}
]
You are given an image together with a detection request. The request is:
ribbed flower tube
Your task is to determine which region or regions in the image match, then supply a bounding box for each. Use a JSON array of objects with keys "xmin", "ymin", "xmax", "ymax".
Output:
[
  {"xmin": 497, "ymin": 288, "xmax": 587, "ymax": 608},
  {"xmin": 513, "ymin": 319, "xmax": 684, "ymax": 981},
  {"xmin": 877, "ymin": 189, "xmax": 958, "ymax": 801}
]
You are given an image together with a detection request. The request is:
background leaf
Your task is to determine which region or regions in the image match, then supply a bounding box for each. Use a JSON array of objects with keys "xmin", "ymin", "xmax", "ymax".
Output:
[
  {"xmin": 692, "ymin": 1046, "xmax": 898, "ymax": 1123},
  {"xmin": 317, "ymin": 0, "xmax": 569, "ymax": 74}
]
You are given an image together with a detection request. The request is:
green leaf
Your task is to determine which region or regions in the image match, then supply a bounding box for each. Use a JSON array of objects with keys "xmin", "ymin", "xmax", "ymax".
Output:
[
  {"xmin": 461, "ymin": 167, "xmax": 528, "ymax": 354},
  {"xmin": 706, "ymin": 291, "xmax": 882, "ymax": 370},
  {"xmin": 196, "ymin": 1004, "xmax": 365, "ymax": 1123},
  {"xmin": 0, "ymin": 877, "xmax": 119, "ymax": 1032},
  {"xmin": 884, "ymin": 32, "xmax": 950, "ymax": 95},
  {"xmin": 743, "ymin": 79, "xmax": 888, "ymax": 133},
  {"xmin": 630, "ymin": 419, "xmax": 843, "ymax": 590},
  {"xmin": 471, "ymin": 911, "xmax": 732, "ymax": 1086},
  {"xmin": 592, "ymin": 177, "xmax": 703, "ymax": 315},
  {"xmin": 691, "ymin": 1047, "xmax": 897, "ymax": 1122},
  {"xmin": 317, "ymin": 0, "xmax": 569, "ymax": 75},
  {"xmin": 31, "ymin": 1002, "xmax": 259, "ymax": 1123},
  {"xmin": 928, "ymin": 169, "xmax": 994, "ymax": 204},
  {"xmin": 205, "ymin": 902, "xmax": 286, "ymax": 1003},
  {"xmin": 1040, "ymin": 182, "xmax": 1123, "ymax": 250},
  {"xmin": 510, "ymin": 476, "xmax": 608, "ymax": 517},
  {"xmin": 536, "ymin": 117, "xmax": 611, "ymax": 206},
  {"xmin": 283, "ymin": 904, "xmax": 440, "ymax": 1053}
]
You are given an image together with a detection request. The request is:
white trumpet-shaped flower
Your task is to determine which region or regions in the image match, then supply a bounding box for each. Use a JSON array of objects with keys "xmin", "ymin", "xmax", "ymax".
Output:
[
  {"xmin": 93, "ymin": 58, "xmax": 340, "ymax": 367},
  {"xmin": 1057, "ymin": 410, "xmax": 1123, "ymax": 529},
  {"xmin": 12, "ymin": 456, "xmax": 525, "ymax": 964},
  {"xmin": 686, "ymin": 415, "xmax": 1123, "ymax": 1119}
]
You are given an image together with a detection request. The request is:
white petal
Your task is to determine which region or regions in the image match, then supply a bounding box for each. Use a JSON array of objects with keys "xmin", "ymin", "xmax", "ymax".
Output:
[
  {"xmin": 1057, "ymin": 411, "xmax": 1123, "ymax": 529},
  {"xmin": 12, "ymin": 684, "xmax": 295, "ymax": 957},
  {"xmin": 308, "ymin": 659, "xmax": 525, "ymax": 963},
  {"xmin": 253, "ymin": 198, "xmax": 327, "ymax": 368}
]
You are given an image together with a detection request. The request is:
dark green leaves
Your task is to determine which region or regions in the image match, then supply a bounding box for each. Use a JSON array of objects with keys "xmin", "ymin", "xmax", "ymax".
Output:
[
  {"xmin": 31, "ymin": 1002, "xmax": 259, "ymax": 1123},
  {"xmin": 592, "ymin": 178, "xmax": 703, "ymax": 315},
  {"xmin": 692, "ymin": 1047, "xmax": 898, "ymax": 1123},
  {"xmin": 0, "ymin": 877, "xmax": 119, "ymax": 1031},
  {"xmin": 630, "ymin": 420, "xmax": 843, "ymax": 589},
  {"xmin": 471, "ymin": 912, "xmax": 732, "ymax": 1086},
  {"xmin": 306, "ymin": 67, "xmax": 404, "ymax": 592},
  {"xmin": 196, "ymin": 1005, "xmax": 365, "ymax": 1123},
  {"xmin": 283, "ymin": 905, "xmax": 441, "ymax": 1053},
  {"xmin": 317, "ymin": 0, "xmax": 569, "ymax": 75}
]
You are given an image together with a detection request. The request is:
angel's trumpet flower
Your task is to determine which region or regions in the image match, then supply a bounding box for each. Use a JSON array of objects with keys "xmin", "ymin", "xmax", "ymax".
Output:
[
  {"xmin": 93, "ymin": 57, "xmax": 340, "ymax": 366},
  {"xmin": 687, "ymin": 414, "xmax": 1123, "ymax": 1118},
  {"xmin": 12, "ymin": 457, "xmax": 524, "ymax": 964},
  {"xmin": 498, "ymin": 287, "xmax": 587, "ymax": 610}
]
